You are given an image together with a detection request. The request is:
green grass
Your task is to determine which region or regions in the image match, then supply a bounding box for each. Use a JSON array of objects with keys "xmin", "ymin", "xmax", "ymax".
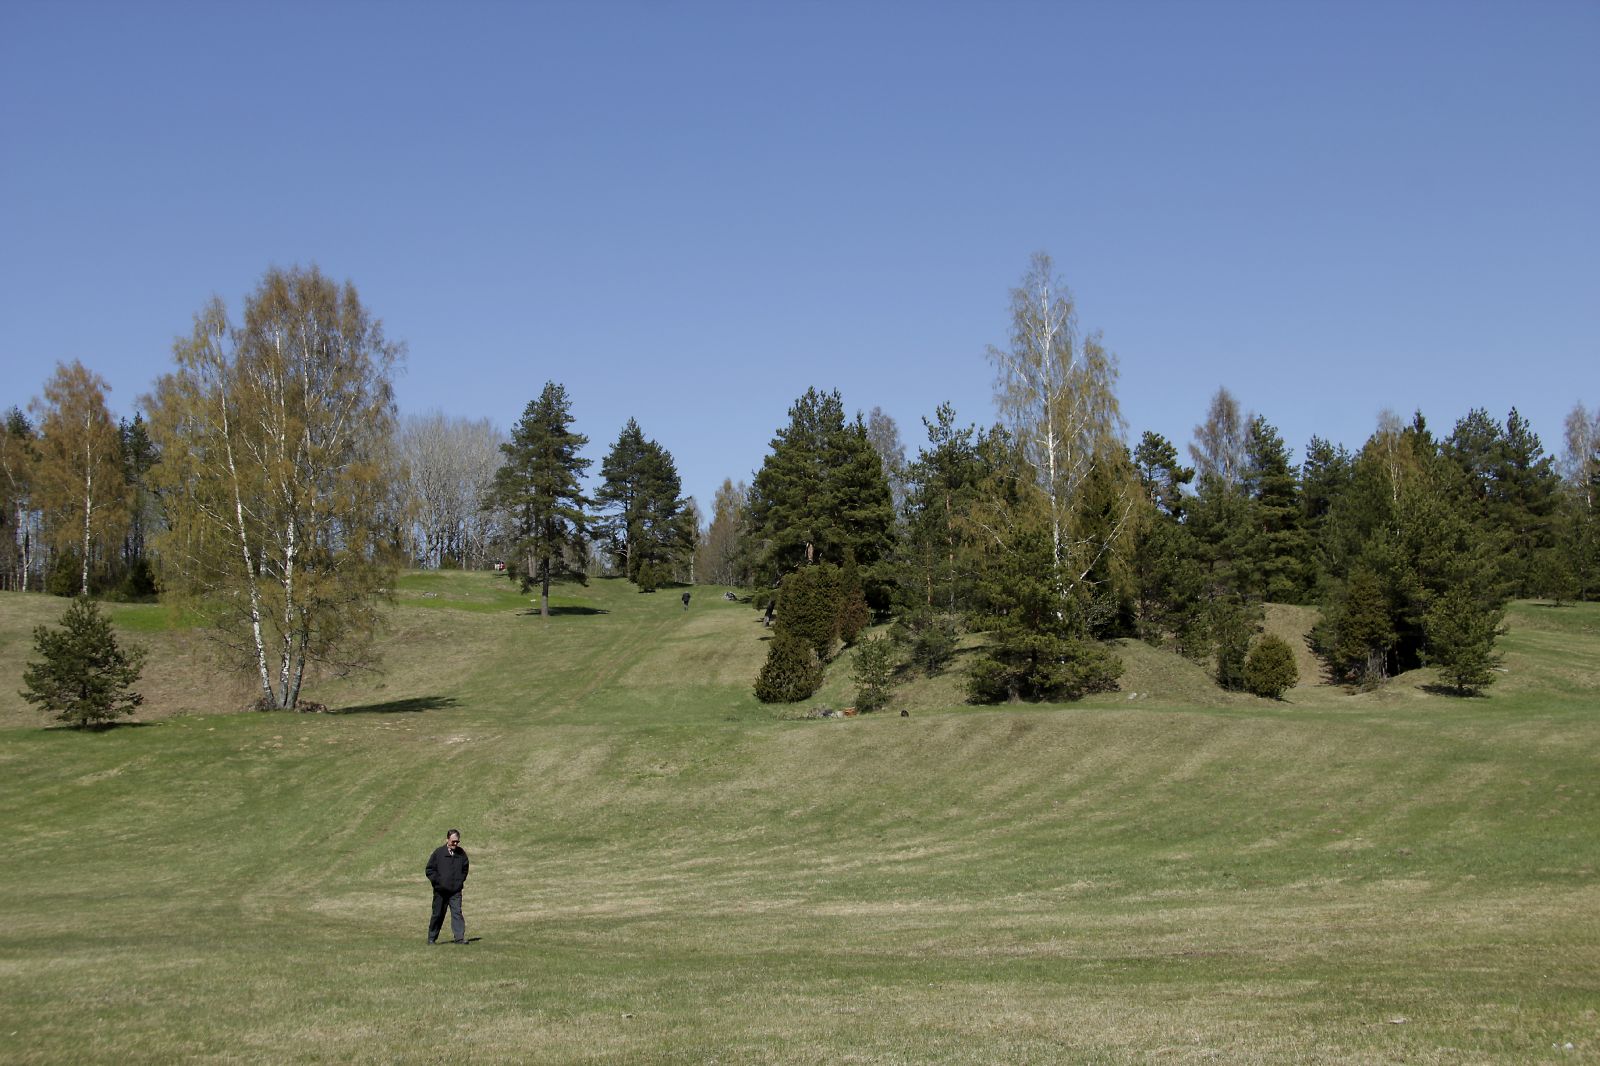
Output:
[{"xmin": 1, "ymin": 576, "xmax": 1597, "ymax": 1063}]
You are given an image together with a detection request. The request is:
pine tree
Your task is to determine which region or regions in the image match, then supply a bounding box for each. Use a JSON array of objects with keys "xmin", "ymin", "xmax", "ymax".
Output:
[
  {"xmin": 898, "ymin": 404, "xmax": 988, "ymax": 614},
  {"xmin": 21, "ymin": 597, "xmax": 147, "ymax": 728},
  {"xmin": 490, "ymin": 382, "xmax": 593, "ymax": 616},
  {"xmin": 746, "ymin": 388, "xmax": 894, "ymax": 591},
  {"xmin": 851, "ymin": 636, "xmax": 897, "ymax": 713},
  {"xmin": 597, "ymin": 420, "xmax": 693, "ymax": 586},
  {"xmin": 1424, "ymin": 583, "xmax": 1503, "ymax": 695},
  {"xmin": 1133, "ymin": 430, "xmax": 1193, "ymax": 519}
]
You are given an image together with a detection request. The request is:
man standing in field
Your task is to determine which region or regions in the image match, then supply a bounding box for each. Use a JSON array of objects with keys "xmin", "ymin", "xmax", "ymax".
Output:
[{"xmin": 425, "ymin": 828, "xmax": 470, "ymax": 944}]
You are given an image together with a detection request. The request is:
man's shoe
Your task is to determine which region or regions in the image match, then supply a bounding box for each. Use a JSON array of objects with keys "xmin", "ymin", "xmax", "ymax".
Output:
[{"xmin": 452, "ymin": 939, "xmax": 466, "ymax": 944}]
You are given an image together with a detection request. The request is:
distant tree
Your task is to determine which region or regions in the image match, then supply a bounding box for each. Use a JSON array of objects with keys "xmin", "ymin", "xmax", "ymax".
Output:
[
  {"xmin": 1, "ymin": 408, "xmax": 41, "ymax": 591},
  {"xmin": 1128, "ymin": 509, "xmax": 1210, "ymax": 658},
  {"xmin": 21, "ymin": 596, "xmax": 146, "ymax": 728},
  {"xmin": 1243, "ymin": 633, "xmax": 1298, "ymax": 699},
  {"xmin": 399, "ymin": 411, "xmax": 504, "ymax": 570},
  {"xmin": 148, "ymin": 266, "xmax": 404, "ymax": 710},
  {"xmin": 696, "ymin": 478, "xmax": 749, "ymax": 587},
  {"xmin": 1241, "ymin": 416, "xmax": 1310, "ymax": 603},
  {"xmin": 987, "ymin": 253, "xmax": 1132, "ymax": 613},
  {"xmin": 490, "ymin": 382, "xmax": 593, "ymax": 616},
  {"xmin": 1132, "ymin": 430, "xmax": 1193, "ymax": 519},
  {"xmin": 1557, "ymin": 403, "xmax": 1600, "ymax": 600},
  {"xmin": 31, "ymin": 361, "xmax": 131, "ymax": 596},
  {"xmin": 1424, "ymin": 583, "xmax": 1503, "ymax": 695},
  {"xmin": 773, "ymin": 563, "xmax": 841, "ymax": 662},
  {"xmin": 1300, "ymin": 434, "xmax": 1353, "ymax": 580},
  {"xmin": 1313, "ymin": 566, "xmax": 1397, "ymax": 687},
  {"xmin": 597, "ymin": 419, "xmax": 694, "ymax": 586},
  {"xmin": 1561, "ymin": 403, "xmax": 1599, "ymax": 508},
  {"xmin": 1209, "ymin": 596, "xmax": 1258, "ymax": 692},
  {"xmin": 851, "ymin": 635, "xmax": 897, "ymax": 713},
  {"xmin": 898, "ymin": 403, "xmax": 988, "ymax": 614},
  {"xmin": 1444, "ymin": 407, "xmax": 1561, "ymax": 596},
  {"xmin": 745, "ymin": 388, "xmax": 894, "ymax": 590},
  {"xmin": 865, "ymin": 406, "xmax": 908, "ymax": 516},
  {"xmin": 117, "ymin": 413, "xmax": 161, "ymax": 598},
  {"xmin": 1189, "ymin": 387, "xmax": 1247, "ymax": 487}
]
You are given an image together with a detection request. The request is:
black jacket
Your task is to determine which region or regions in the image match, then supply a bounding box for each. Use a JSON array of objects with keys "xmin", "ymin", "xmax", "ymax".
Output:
[{"xmin": 426, "ymin": 845, "xmax": 469, "ymax": 894}]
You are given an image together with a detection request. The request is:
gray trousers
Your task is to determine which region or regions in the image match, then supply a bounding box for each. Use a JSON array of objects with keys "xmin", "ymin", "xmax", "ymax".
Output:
[{"xmin": 428, "ymin": 888, "xmax": 465, "ymax": 942}]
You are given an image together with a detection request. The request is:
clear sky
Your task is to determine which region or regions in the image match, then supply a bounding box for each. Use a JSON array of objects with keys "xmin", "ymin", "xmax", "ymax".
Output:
[{"xmin": 3, "ymin": 1, "xmax": 1596, "ymax": 511}]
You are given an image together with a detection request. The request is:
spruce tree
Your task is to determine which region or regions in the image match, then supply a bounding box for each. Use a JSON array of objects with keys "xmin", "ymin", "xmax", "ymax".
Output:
[
  {"xmin": 1242, "ymin": 416, "xmax": 1310, "ymax": 603},
  {"xmin": 22, "ymin": 597, "xmax": 147, "ymax": 728},
  {"xmin": 490, "ymin": 382, "xmax": 592, "ymax": 616}
]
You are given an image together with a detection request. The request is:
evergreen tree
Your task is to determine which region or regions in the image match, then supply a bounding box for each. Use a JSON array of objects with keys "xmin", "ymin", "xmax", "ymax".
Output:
[
  {"xmin": 1300, "ymin": 435, "xmax": 1352, "ymax": 588},
  {"xmin": 851, "ymin": 636, "xmax": 897, "ymax": 713},
  {"xmin": 898, "ymin": 404, "xmax": 988, "ymax": 614},
  {"xmin": 1241, "ymin": 416, "xmax": 1310, "ymax": 603},
  {"xmin": 1312, "ymin": 565, "xmax": 1396, "ymax": 686},
  {"xmin": 1243, "ymin": 634, "xmax": 1298, "ymax": 699},
  {"xmin": 753, "ymin": 629, "xmax": 824, "ymax": 703},
  {"xmin": 21, "ymin": 596, "xmax": 147, "ymax": 728},
  {"xmin": 490, "ymin": 382, "xmax": 593, "ymax": 617},
  {"xmin": 1132, "ymin": 430, "xmax": 1193, "ymax": 519},
  {"xmin": 1128, "ymin": 508, "xmax": 1210, "ymax": 658},
  {"xmin": 1424, "ymin": 583, "xmax": 1503, "ymax": 695},
  {"xmin": 597, "ymin": 419, "xmax": 694, "ymax": 586},
  {"xmin": 1492, "ymin": 408, "xmax": 1561, "ymax": 595},
  {"xmin": 1209, "ymin": 596, "xmax": 1258, "ymax": 691},
  {"xmin": 746, "ymin": 388, "xmax": 895, "ymax": 594},
  {"xmin": 117, "ymin": 413, "xmax": 160, "ymax": 599}
]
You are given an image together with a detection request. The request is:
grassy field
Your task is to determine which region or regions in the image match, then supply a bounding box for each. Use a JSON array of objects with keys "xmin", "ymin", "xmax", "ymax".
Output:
[{"xmin": 1, "ymin": 574, "xmax": 1596, "ymax": 1064}]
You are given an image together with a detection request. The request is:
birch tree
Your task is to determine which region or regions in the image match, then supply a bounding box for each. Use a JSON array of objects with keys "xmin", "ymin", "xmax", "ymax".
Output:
[
  {"xmin": 1, "ymin": 408, "xmax": 41, "ymax": 590},
  {"xmin": 148, "ymin": 266, "xmax": 404, "ymax": 709},
  {"xmin": 32, "ymin": 362, "xmax": 130, "ymax": 595},
  {"xmin": 985, "ymin": 252, "xmax": 1132, "ymax": 612}
]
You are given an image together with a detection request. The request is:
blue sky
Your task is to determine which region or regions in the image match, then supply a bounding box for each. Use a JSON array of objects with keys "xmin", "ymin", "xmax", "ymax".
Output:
[{"xmin": 3, "ymin": 1, "xmax": 1596, "ymax": 510}]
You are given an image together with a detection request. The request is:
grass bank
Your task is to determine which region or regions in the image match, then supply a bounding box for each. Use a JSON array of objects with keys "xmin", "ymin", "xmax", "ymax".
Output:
[{"xmin": 1, "ymin": 575, "xmax": 1596, "ymax": 1063}]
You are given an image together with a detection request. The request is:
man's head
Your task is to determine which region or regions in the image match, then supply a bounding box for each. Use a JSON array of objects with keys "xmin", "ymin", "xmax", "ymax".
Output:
[{"xmin": 445, "ymin": 829, "xmax": 460, "ymax": 849}]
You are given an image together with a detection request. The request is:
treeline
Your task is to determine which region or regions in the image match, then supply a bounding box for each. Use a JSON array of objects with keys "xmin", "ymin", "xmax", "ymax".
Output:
[
  {"xmin": 721, "ymin": 256, "xmax": 1600, "ymax": 704},
  {"xmin": 5, "ymin": 257, "xmax": 1598, "ymax": 712}
]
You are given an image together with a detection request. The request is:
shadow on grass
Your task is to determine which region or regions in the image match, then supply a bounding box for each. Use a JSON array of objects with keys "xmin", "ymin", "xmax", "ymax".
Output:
[
  {"xmin": 516, "ymin": 606, "xmax": 610, "ymax": 617},
  {"xmin": 1420, "ymin": 684, "xmax": 1487, "ymax": 698},
  {"xmin": 335, "ymin": 695, "xmax": 460, "ymax": 715},
  {"xmin": 42, "ymin": 720, "xmax": 157, "ymax": 732}
]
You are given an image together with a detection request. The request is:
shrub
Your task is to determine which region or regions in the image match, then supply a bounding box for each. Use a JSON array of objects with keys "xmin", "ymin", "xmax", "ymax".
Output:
[
  {"xmin": 1209, "ymin": 598, "xmax": 1256, "ymax": 691},
  {"xmin": 21, "ymin": 596, "xmax": 147, "ymax": 728},
  {"xmin": 754, "ymin": 630, "xmax": 825, "ymax": 703},
  {"xmin": 967, "ymin": 630, "xmax": 1122, "ymax": 704},
  {"xmin": 777, "ymin": 566, "xmax": 839, "ymax": 661},
  {"xmin": 1243, "ymin": 634, "xmax": 1298, "ymax": 699},
  {"xmin": 851, "ymin": 635, "xmax": 897, "ymax": 713}
]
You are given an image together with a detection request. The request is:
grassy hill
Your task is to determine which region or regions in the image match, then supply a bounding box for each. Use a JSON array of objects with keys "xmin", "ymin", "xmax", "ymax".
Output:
[{"xmin": 1, "ymin": 574, "xmax": 1596, "ymax": 1063}]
